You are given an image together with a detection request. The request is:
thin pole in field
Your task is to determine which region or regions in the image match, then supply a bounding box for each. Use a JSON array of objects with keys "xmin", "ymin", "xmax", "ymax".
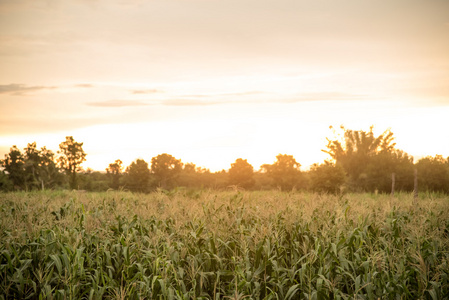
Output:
[
  {"xmin": 413, "ymin": 168, "xmax": 418, "ymax": 201},
  {"xmin": 391, "ymin": 172, "xmax": 395, "ymax": 197}
]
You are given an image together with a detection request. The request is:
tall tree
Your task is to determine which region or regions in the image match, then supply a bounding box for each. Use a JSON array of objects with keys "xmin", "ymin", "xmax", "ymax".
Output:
[
  {"xmin": 0, "ymin": 170, "xmax": 13, "ymax": 191},
  {"xmin": 261, "ymin": 154, "xmax": 302, "ymax": 191},
  {"xmin": 39, "ymin": 146, "xmax": 62, "ymax": 189},
  {"xmin": 24, "ymin": 143, "xmax": 61, "ymax": 190},
  {"xmin": 125, "ymin": 159, "xmax": 151, "ymax": 192},
  {"xmin": 364, "ymin": 149, "xmax": 414, "ymax": 193},
  {"xmin": 323, "ymin": 126, "xmax": 413, "ymax": 192},
  {"xmin": 228, "ymin": 158, "xmax": 255, "ymax": 189},
  {"xmin": 58, "ymin": 136, "xmax": 87, "ymax": 189},
  {"xmin": 178, "ymin": 163, "xmax": 200, "ymax": 188},
  {"xmin": 416, "ymin": 155, "xmax": 449, "ymax": 193},
  {"xmin": 309, "ymin": 161, "xmax": 346, "ymax": 194},
  {"xmin": 0, "ymin": 145, "xmax": 26, "ymax": 190},
  {"xmin": 106, "ymin": 159, "xmax": 123, "ymax": 190},
  {"xmin": 151, "ymin": 153, "xmax": 183, "ymax": 189},
  {"xmin": 1, "ymin": 143, "xmax": 61, "ymax": 191}
]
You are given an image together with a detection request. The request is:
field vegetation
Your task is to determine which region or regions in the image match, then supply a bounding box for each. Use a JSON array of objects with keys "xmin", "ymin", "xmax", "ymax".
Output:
[
  {"xmin": 1, "ymin": 190, "xmax": 448, "ymax": 299},
  {"xmin": 2, "ymin": 127, "xmax": 449, "ymax": 195}
]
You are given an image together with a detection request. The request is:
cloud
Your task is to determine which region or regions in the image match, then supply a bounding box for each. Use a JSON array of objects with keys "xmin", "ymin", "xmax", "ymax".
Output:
[
  {"xmin": 283, "ymin": 92, "xmax": 371, "ymax": 103},
  {"xmin": 163, "ymin": 99, "xmax": 221, "ymax": 106},
  {"xmin": 181, "ymin": 91, "xmax": 265, "ymax": 98},
  {"xmin": 165, "ymin": 92, "xmax": 368, "ymax": 105},
  {"xmin": 75, "ymin": 84, "xmax": 94, "ymax": 88},
  {"xmin": 85, "ymin": 91, "xmax": 371, "ymax": 109},
  {"xmin": 131, "ymin": 89, "xmax": 162, "ymax": 94},
  {"xmin": 87, "ymin": 99, "xmax": 219, "ymax": 107},
  {"xmin": 0, "ymin": 84, "xmax": 57, "ymax": 95},
  {"xmin": 86, "ymin": 100, "xmax": 150, "ymax": 107},
  {"xmin": 0, "ymin": 115, "xmax": 112, "ymax": 136}
]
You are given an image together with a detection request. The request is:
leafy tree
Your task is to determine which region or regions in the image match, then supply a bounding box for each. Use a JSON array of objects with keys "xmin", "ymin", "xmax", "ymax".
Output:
[
  {"xmin": 228, "ymin": 158, "xmax": 255, "ymax": 189},
  {"xmin": 178, "ymin": 163, "xmax": 200, "ymax": 188},
  {"xmin": 39, "ymin": 146, "xmax": 63, "ymax": 189},
  {"xmin": 57, "ymin": 136, "xmax": 87, "ymax": 189},
  {"xmin": 261, "ymin": 154, "xmax": 302, "ymax": 191},
  {"xmin": 0, "ymin": 170, "xmax": 13, "ymax": 191},
  {"xmin": 24, "ymin": 143, "xmax": 62, "ymax": 190},
  {"xmin": 323, "ymin": 126, "xmax": 413, "ymax": 192},
  {"xmin": 79, "ymin": 169, "xmax": 109, "ymax": 192},
  {"xmin": 106, "ymin": 159, "xmax": 123, "ymax": 189},
  {"xmin": 0, "ymin": 145, "xmax": 26, "ymax": 190},
  {"xmin": 253, "ymin": 170, "xmax": 274, "ymax": 190},
  {"xmin": 151, "ymin": 153, "xmax": 183, "ymax": 189},
  {"xmin": 183, "ymin": 163, "xmax": 196, "ymax": 174},
  {"xmin": 210, "ymin": 169, "xmax": 228, "ymax": 189},
  {"xmin": 1, "ymin": 143, "xmax": 62, "ymax": 191},
  {"xmin": 309, "ymin": 161, "xmax": 346, "ymax": 194},
  {"xmin": 364, "ymin": 149, "xmax": 414, "ymax": 193},
  {"xmin": 125, "ymin": 159, "xmax": 151, "ymax": 192},
  {"xmin": 416, "ymin": 155, "xmax": 449, "ymax": 193},
  {"xmin": 324, "ymin": 126, "xmax": 395, "ymax": 182}
]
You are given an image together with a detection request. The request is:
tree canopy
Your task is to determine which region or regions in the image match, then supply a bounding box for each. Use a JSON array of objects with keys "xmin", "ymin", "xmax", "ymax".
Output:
[
  {"xmin": 58, "ymin": 136, "xmax": 87, "ymax": 189},
  {"xmin": 106, "ymin": 159, "xmax": 123, "ymax": 190},
  {"xmin": 228, "ymin": 158, "xmax": 255, "ymax": 189},
  {"xmin": 1, "ymin": 127, "xmax": 448, "ymax": 194},
  {"xmin": 261, "ymin": 154, "xmax": 302, "ymax": 191},
  {"xmin": 309, "ymin": 161, "xmax": 346, "ymax": 194},
  {"xmin": 151, "ymin": 153, "xmax": 183, "ymax": 189},
  {"xmin": 323, "ymin": 126, "xmax": 415, "ymax": 193},
  {"xmin": 0, "ymin": 143, "xmax": 61, "ymax": 191},
  {"xmin": 125, "ymin": 159, "xmax": 150, "ymax": 192}
]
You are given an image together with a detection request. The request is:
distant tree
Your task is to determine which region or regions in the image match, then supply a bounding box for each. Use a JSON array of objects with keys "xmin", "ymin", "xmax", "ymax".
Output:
[
  {"xmin": 261, "ymin": 154, "xmax": 302, "ymax": 191},
  {"xmin": 364, "ymin": 149, "xmax": 414, "ymax": 193},
  {"xmin": 323, "ymin": 126, "xmax": 412, "ymax": 192},
  {"xmin": 253, "ymin": 170, "xmax": 273, "ymax": 190},
  {"xmin": 106, "ymin": 159, "xmax": 123, "ymax": 189},
  {"xmin": 23, "ymin": 142, "xmax": 40, "ymax": 188},
  {"xmin": 151, "ymin": 153, "xmax": 183, "ymax": 189},
  {"xmin": 228, "ymin": 158, "xmax": 255, "ymax": 189},
  {"xmin": 0, "ymin": 145, "xmax": 26, "ymax": 190},
  {"xmin": 0, "ymin": 170, "xmax": 13, "ymax": 191},
  {"xmin": 183, "ymin": 163, "xmax": 196, "ymax": 174},
  {"xmin": 79, "ymin": 169, "xmax": 109, "ymax": 192},
  {"xmin": 125, "ymin": 159, "xmax": 151, "ymax": 192},
  {"xmin": 178, "ymin": 163, "xmax": 199, "ymax": 188},
  {"xmin": 210, "ymin": 169, "xmax": 228, "ymax": 189},
  {"xmin": 24, "ymin": 142, "xmax": 62, "ymax": 190},
  {"xmin": 57, "ymin": 136, "xmax": 87, "ymax": 189},
  {"xmin": 309, "ymin": 161, "xmax": 346, "ymax": 194},
  {"xmin": 416, "ymin": 155, "xmax": 449, "ymax": 193},
  {"xmin": 1, "ymin": 143, "xmax": 62, "ymax": 191}
]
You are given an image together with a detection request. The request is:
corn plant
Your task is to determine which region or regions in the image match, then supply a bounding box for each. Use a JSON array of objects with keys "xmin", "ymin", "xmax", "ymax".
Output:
[{"xmin": 1, "ymin": 190, "xmax": 448, "ymax": 299}]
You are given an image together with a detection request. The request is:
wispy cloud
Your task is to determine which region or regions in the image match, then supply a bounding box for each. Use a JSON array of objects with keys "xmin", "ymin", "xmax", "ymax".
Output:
[
  {"xmin": 284, "ymin": 92, "xmax": 370, "ymax": 103},
  {"xmin": 168, "ymin": 91, "xmax": 368, "ymax": 105},
  {"xmin": 131, "ymin": 89, "xmax": 162, "ymax": 94},
  {"xmin": 180, "ymin": 91, "xmax": 265, "ymax": 99},
  {"xmin": 85, "ymin": 92, "xmax": 371, "ymax": 109},
  {"xmin": 163, "ymin": 99, "xmax": 221, "ymax": 106},
  {"xmin": 75, "ymin": 83, "xmax": 94, "ymax": 88},
  {"xmin": 0, "ymin": 84, "xmax": 57, "ymax": 96},
  {"xmin": 87, "ymin": 100, "xmax": 150, "ymax": 107}
]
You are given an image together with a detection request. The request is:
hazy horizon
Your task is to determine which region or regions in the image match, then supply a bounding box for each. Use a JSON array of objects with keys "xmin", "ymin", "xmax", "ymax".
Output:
[{"xmin": 1, "ymin": 0, "xmax": 448, "ymax": 172}]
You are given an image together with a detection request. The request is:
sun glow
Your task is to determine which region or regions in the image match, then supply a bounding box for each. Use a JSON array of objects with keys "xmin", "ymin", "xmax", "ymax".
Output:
[{"xmin": 1, "ymin": 0, "xmax": 448, "ymax": 172}]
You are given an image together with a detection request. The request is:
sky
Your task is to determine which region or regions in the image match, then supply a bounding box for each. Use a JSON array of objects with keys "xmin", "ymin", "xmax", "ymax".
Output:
[{"xmin": 1, "ymin": 0, "xmax": 448, "ymax": 172}]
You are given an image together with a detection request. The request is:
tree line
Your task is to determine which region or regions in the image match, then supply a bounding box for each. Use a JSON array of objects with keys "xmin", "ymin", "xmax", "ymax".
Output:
[{"xmin": 1, "ymin": 126, "xmax": 448, "ymax": 194}]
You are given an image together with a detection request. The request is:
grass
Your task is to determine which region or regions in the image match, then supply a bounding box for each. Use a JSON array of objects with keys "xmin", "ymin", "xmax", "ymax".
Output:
[{"xmin": 1, "ymin": 189, "xmax": 448, "ymax": 299}]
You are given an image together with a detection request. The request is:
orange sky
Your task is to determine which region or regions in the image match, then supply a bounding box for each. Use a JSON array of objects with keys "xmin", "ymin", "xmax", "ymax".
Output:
[{"xmin": 1, "ymin": 0, "xmax": 448, "ymax": 172}]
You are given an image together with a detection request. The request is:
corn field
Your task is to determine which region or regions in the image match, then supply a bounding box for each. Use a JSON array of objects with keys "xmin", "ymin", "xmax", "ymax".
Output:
[{"xmin": 1, "ymin": 190, "xmax": 448, "ymax": 299}]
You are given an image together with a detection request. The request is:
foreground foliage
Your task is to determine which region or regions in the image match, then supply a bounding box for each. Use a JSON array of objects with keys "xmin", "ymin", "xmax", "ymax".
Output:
[{"xmin": 1, "ymin": 190, "xmax": 448, "ymax": 299}]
